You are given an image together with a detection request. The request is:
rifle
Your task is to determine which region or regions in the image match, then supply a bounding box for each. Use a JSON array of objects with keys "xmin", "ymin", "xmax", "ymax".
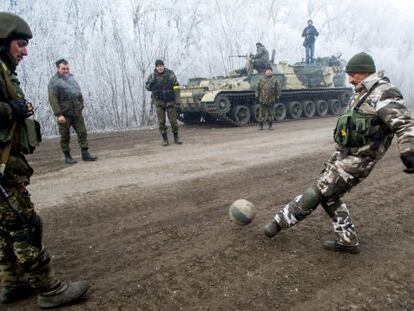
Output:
[{"xmin": 229, "ymin": 55, "xmax": 248, "ymax": 58}]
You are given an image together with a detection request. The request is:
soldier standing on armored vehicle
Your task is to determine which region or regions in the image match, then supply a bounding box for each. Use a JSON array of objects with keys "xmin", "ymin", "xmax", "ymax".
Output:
[
  {"xmin": 146, "ymin": 59, "xmax": 182, "ymax": 146},
  {"xmin": 263, "ymin": 52, "xmax": 414, "ymax": 254},
  {"xmin": 0, "ymin": 12, "xmax": 89, "ymax": 308},
  {"xmin": 255, "ymin": 66, "xmax": 281, "ymax": 130},
  {"xmin": 302, "ymin": 20, "xmax": 319, "ymax": 64},
  {"xmin": 48, "ymin": 59, "xmax": 97, "ymax": 164}
]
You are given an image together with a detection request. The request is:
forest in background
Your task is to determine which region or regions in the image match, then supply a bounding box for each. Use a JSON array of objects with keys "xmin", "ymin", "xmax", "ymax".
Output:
[{"xmin": 2, "ymin": 0, "xmax": 414, "ymax": 135}]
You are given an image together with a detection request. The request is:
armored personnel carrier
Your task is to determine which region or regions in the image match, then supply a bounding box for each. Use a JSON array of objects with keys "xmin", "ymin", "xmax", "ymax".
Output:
[{"xmin": 175, "ymin": 54, "xmax": 353, "ymax": 126}]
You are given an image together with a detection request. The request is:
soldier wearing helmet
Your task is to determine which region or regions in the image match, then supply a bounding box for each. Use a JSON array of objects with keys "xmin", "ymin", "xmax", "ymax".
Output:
[
  {"xmin": 0, "ymin": 12, "xmax": 89, "ymax": 308},
  {"xmin": 263, "ymin": 52, "xmax": 414, "ymax": 254}
]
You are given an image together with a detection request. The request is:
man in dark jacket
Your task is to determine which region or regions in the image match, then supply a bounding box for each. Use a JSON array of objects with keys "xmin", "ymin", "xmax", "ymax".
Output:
[
  {"xmin": 302, "ymin": 20, "xmax": 319, "ymax": 64},
  {"xmin": 146, "ymin": 59, "xmax": 182, "ymax": 146},
  {"xmin": 48, "ymin": 59, "xmax": 97, "ymax": 164}
]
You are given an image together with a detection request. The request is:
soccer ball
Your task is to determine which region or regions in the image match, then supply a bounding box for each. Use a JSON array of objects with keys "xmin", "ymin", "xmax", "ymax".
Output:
[{"xmin": 229, "ymin": 199, "xmax": 256, "ymax": 225}]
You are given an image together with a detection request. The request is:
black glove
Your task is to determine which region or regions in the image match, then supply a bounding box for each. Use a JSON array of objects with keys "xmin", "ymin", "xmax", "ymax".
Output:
[
  {"xmin": 400, "ymin": 152, "xmax": 414, "ymax": 174},
  {"xmin": 8, "ymin": 99, "xmax": 33, "ymax": 119}
]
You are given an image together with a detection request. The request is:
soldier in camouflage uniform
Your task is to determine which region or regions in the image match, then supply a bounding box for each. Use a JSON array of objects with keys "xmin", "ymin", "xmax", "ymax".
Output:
[
  {"xmin": 255, "ymin": 66, "xmax": 281, "ymax": 130},
  {"xmin": 247, "ymin": 42, "xmax": 270, "ymax": 74},
  {"xmin": 146, "ymin": 59, "xmax": 182, "ymax": 146},
  {"xmin": 0, "ymin": 12, "xmax": 89, "ymax": 307},
  {"xmin": 48, "ymin": 59, "xmax": 97, "ymax": 164},
  {"xmin": 264, "ymin": 52, "xmax": 414, "ymax": 254}
]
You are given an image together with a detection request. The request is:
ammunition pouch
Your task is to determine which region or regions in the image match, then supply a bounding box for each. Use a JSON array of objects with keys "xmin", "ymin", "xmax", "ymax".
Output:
[
  {"xmin": 333, "ymin": 110, "xmax": 381, "ymax": 148},
  {"xmin": 19, "ymin": 119, "xmax": 42, "ymax": 155},
  {"xmin": 12, "ymin": 214, "xmax": 42, "ymax": 248},
  {"xmin": 154, "ymin": 89, "xmax": 175, "ymax": 102}
]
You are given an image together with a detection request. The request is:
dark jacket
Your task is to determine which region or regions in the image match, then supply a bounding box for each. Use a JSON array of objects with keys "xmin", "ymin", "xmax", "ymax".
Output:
[{"xmin": 302, "ymin": 25, "xmax": 319, "ymax": 46}]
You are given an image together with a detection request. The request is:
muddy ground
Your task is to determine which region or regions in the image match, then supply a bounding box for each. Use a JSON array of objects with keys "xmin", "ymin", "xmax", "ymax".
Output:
[{"xmin": 7, "ymin": 117, "xmax": 414, "ymax": 311}]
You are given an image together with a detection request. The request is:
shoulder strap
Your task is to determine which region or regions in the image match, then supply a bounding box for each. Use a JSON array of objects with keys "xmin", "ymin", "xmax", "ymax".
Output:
[{"xmin": 353, "ymin": 81, "xmax": 381, "ymax": 111}]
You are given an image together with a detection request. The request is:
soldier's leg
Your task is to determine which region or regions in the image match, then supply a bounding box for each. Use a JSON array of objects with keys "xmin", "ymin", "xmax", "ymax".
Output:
[
  {"xmin": 258, "ymin": 104, "xmax": 265, "ymax": 130},
  {"xmin": 166, "ymin": 104, "xmax": 182, "ymax": 144},
  {"xmin": 58, "ymin": 119, "xmax": 72, "ymax": 153},
  {"xmin": 265, "ymin": 105, "xmax": 273, "ymax": 129},
  {"xmin": 155, "ymin": 102, "xmax": 168, "ymax": 146},
  {"xmin": 72, "ymin": 115, "xmax": 97, "ymax": 161}
]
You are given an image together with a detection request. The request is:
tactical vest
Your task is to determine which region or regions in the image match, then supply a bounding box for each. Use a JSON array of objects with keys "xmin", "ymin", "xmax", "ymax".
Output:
[
  {"xmin": 152, "ymin": 70, "xmax": 176, "ymax": 102},
  {"xmin": 333, "ymin": 82, "xmax": 384, "ymax": 148},
  {"xmin": 0, "ymin": 61, "xmax": 41, "ymax": 154}
]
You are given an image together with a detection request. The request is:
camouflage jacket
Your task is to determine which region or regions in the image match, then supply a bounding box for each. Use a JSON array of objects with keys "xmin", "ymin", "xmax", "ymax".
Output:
[
  {"xmin": 48, "ymin": 73, "xmax": 84, "ymax": 116},
  {"xmin": 302, "ymin": 25, "xmax": 319, "ymax": 46},
  {"xmin": 251, "ymin": 46, "xmax": 269, "ymax": 61},
  {"xmin": 256, "ymin": 76, "xmax": 281, "ymax": 105},
  {"xmin": 337, "ymin": 72, "xmax": 414, "ymax": 159},
  {"xmin": 0, "ymin": 59, "xmax": 34, "ymax": 185},
  {"xmin": 145, "ymin": 68, "xmax": 179, "ymax": 103}
]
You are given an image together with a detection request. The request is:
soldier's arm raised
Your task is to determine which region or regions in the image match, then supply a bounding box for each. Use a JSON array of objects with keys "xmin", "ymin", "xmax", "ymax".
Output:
[{"xmin": 376, "ymin": 86, "xmax": 414, "ymax": 172}]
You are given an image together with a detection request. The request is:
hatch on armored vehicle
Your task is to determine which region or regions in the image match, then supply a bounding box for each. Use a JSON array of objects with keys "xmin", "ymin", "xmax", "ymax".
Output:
[{"xmin": 175, "ymin": 54, "xmax": 352, "ymax": 126}]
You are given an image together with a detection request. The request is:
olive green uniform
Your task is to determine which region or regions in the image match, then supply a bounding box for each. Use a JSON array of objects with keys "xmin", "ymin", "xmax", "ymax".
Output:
[
  {"xmin": 0, "ymin": 60, "xmax": 62, "ymax": 294},
  {"xmin": 249, "ymin": 46, "xmax": 270, "ymax": 72},
  {"xmin": 145, "ymin": 68, "xmax": 179, "ymax": 135},
  {"xmin": 256, "ymin": 75, "xmax": 281, "ymax": 123},
  {"xmin": 48, "ymin": 73, "xmax": 88, "ymax": 152}
]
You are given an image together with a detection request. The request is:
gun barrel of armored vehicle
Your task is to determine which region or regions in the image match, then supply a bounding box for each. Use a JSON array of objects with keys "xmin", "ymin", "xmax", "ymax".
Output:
[{"xmin": 176, "ymin": 54, "xmax": 352, "ymax": 126}]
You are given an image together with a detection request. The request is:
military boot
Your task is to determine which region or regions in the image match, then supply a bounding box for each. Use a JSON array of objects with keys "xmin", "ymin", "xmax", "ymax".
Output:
[
  {"xmin": 162, "ymin": 133, "xmax": 169, "ymax": 146},
  {"xmin": 173, "ymin": 133, "xmax": 182, "ymax": 145},
  {"xmin": 263, "ymin": 220, "xmax": 281, "ymax": 238},
  {"xmin": 81, "ymin": 148, "xmax": 97, "ymax": 161},
  {"xmin": 0, "ymin": 282, "xmax": 35, "ymax": 304},
  {"xmin": 323, "ymin": 240, "xmax": 360, "ymax": 254},
  {"xmin": 37, "ymin": 281, "xmax": 89, "ymax": 309},
  {"xmin": 64, "ymin": 151, "xmax": 77, "ymax": 165},
  {"xmin": 268, "ymin": 122, "xmax": 273, "ymax": 130},
  {"xmin": 258, "ymin": 122, "xmax": 264, "ymax": 131}
]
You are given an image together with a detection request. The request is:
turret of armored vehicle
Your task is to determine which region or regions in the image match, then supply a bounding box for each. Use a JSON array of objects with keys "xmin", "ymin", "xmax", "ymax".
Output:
[{"xmin": 175, "ymin": 54, "xmax": 353, "ymax": 126}]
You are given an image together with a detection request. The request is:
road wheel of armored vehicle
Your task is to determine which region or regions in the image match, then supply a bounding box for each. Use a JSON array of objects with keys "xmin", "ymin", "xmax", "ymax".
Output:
[
  {"xmin": 273, "ymin": 103, "xmax": 287, "ymax": 121},
  {"xmin": 288, "ymin": 101, "xmax": 303, "ymax": 119},
  {"xmin": 214, "ymin": 95, "xmax": 231, "ymax": 114},
  {"xmin": 316, "ymin": 100, "xmax": 329, "ymax": 116},
  {"xmin": 302, "ymin": 100, "xmax": 316, "ymax": 118},
  {"xmin": 250, "ymin": 104, "xmax": 261, "ymax": 122},
  {"xmin": 328, "ymin": 99, "xmax": 342, "ymax": 115},
  {"xmin": 231, "ymin": 105, "xmax": 251, "ymax": 125}
]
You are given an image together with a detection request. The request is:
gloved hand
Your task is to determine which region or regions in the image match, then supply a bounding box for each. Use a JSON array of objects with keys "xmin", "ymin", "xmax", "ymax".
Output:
[
  {"xmin": 400, "ymin": 152, "xmax": 414, "ymax": 174},
  {"xmin": 8, "ymin": 99, "xmax": 33, "ymax": 119}
]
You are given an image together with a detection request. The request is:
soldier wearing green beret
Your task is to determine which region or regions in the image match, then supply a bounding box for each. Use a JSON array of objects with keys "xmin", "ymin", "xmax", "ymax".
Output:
[
  {"xmin": 263, "ymin": 52, "xmax": 414, "ymax": 254},
  {"xmin": 0, "ymin": 12, "xmax": 89, "ymax": 308}
]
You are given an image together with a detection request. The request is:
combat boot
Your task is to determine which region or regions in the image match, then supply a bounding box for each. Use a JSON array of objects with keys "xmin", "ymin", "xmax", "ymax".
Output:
[
  {"xmin": 258, "ymin": 122, "xmax": 263, "ymax": 130},
  {"xmin": 263, "ymin": 220, "xmax": 281, "ymax": 238},
  {"xmin": 81, "ymin": 148, "xmax": 97, "ymax": 161},
  {"xmin": 0, "ymin": 282, "xmax": 35, "ymax": 304},
  {"xmin": 63, "ymin": 151, "xmax": 77, "ymax": 165},
  {"xmin": 37, "ymin": 281, "xmax": 89, "ymax": 309},
  {"xmin": 173, "ymin": 133, "xmax": 182, "ymax": 145},
  {"xmin": 162, "ymin": 133, "xmax": 169, "ymax": 146},
  {"xmin": 323, "ymin": 240, "xmax": 360, "ymax": 254},
  {"xmin": 268, "ymin": 122, "xmax": 273, "ymax": 130}
]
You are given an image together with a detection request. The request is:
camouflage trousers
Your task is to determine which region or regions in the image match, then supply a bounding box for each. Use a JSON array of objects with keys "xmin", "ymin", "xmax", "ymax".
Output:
[
  {"xmin": 273, "ymin": 150, "xmax": 378, "ymax": 246},
  {"xmin": 154, "ymin": 100, "xmax": 179, "ymax": 135},
  {"xmin": 0, "ymin": 187, "xmax": 62, "ymax": 293},
  {"xmin": 259, "ymin": 103, "xmax": 274, "ymax": 123},
  {"xmin": 58, "ymin": 114, "xmax": 89, "ymax": 153}
]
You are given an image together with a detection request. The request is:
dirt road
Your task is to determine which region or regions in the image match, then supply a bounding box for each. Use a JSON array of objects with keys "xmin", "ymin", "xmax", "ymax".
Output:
[{"xmin": 7, "ymin": 118, "xmax": 414, "ymax": 311}]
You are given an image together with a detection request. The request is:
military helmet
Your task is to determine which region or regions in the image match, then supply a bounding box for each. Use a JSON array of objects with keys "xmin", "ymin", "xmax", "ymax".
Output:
[
  {"xmin": 345, "ymin": 52, "xmax": 376, "ymax": 74},
  {"xmin": 0, "ymin": 12, "xmax": 33, "ymax": 40}
]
